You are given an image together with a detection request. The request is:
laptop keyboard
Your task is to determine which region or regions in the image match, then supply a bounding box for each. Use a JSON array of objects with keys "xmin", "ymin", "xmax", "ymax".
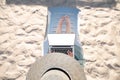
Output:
[{"xmin": 51, "ymin": 47, "xmax": 73, "ymax": 54}]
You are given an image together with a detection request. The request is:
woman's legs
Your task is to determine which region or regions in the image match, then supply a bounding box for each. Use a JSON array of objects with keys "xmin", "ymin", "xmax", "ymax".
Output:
[{"xmin": 56, "ymin": 15, "xmax": 71, "ymax": 34}]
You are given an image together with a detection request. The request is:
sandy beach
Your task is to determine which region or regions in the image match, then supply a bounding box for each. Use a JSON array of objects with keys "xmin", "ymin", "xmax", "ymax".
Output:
[{"xmin": 0, "ymin": 0, "xmax": 120, "ymax": 80}]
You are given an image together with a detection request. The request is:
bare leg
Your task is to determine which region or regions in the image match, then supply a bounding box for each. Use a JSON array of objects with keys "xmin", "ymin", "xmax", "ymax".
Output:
[
  {"xmin": 56, "ymin": 16, "xmax": 65, "ymax": 34},
  {"xmin": 65, "ymin": 16, "xmax": 71, "ymax": 33}
]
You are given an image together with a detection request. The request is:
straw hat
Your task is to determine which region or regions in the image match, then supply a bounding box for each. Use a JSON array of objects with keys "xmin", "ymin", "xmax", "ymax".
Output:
[{"xmin": 26, "ymin": 53, "xmax": 86, "ymax": 80}]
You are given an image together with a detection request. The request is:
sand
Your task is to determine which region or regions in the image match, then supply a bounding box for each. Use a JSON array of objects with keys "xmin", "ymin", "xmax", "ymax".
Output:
[{"xmin": 0, "ymin": 0, "xmax": 120, "ymax": 80}]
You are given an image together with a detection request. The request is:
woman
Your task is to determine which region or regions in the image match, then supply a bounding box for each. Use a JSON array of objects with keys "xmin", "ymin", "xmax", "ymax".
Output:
[{"xmin": 56, "ymin": 15, "xmax": 73, "ymax": 57}]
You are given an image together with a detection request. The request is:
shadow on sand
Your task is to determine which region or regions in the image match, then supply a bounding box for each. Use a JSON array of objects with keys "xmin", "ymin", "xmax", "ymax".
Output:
[{"xmin": 6, "ymin": 0, "xmax": 116, "ymax": 8}]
